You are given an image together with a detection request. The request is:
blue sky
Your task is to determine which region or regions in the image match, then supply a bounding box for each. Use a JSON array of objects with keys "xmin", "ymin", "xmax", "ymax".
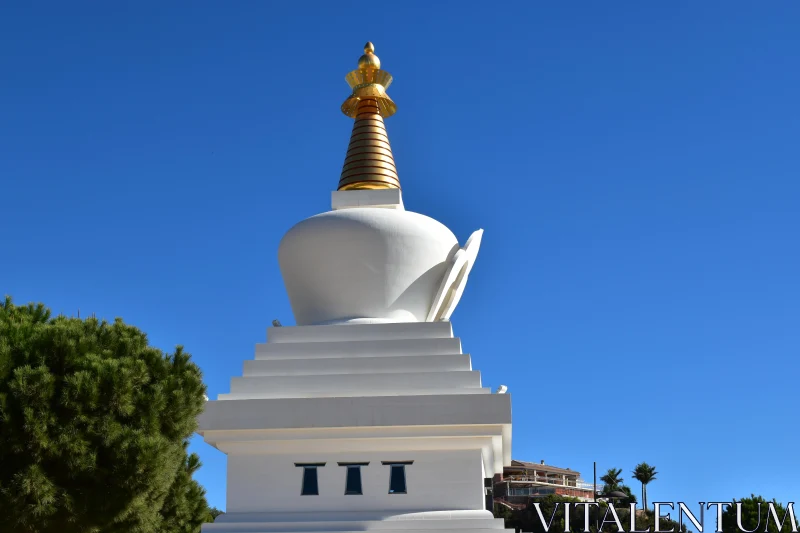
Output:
[{"xmin": 2, "ymin": 1, "xmax": 798, "ymax": 514}]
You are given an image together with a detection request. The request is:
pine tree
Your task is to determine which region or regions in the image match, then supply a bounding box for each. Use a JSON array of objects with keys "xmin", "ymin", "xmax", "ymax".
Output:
[
  {"xmin": 721, "ymin": 495, "xmax": 796, "ymax": 533},
  {"xmin": 0, "ymin": 296, "xmax": 211, "ymax": 532}
]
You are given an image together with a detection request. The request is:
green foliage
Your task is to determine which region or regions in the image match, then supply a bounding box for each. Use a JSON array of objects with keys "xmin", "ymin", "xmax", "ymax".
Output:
[
  {"xmin": 599, "ymin": 484, "xmax": 637, "ymax": 505},
  {"xmin": 505, "ymin": 494, "xmax": 584, "ymax": 533},
  {"xmin": 721, "ymin": 495, "xmax": 797, "ymax": 533},
  {"xmin": 598, "ymin": 468, "xmax": 636, "ymax": 506},
  {"xmin": 160, "ymin": 444, "xmax": 215, "ymax": 532},
  {"xmin": 618, "ymin": 484, "xmax": 637, "ymax": 505},
  {"xmin": 494, "ymin": 503, "xmax": 515, "ymax": 522},
  {"xmin": 0, "ymin": 296, "xmax": 210, "ymax": 533},
  {"xmin": 630, "ymin": 510, "xmax": 691, "ymax": 533},
  {"xmin": 495, "ymin": 494, "xmax": 688, "ymax": 533},
  {"xmin": 600, "ymin": 468, "xmax": 623, "ymax": 490}
]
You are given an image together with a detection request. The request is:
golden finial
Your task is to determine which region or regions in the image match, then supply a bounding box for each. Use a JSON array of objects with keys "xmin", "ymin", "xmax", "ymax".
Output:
[
  {"xmin": 358, "ymin": 42, "xmax": 380, "ymax": 70},
  {"xmin": 338, "ymin": 42, "xmax": 400, "ymax": 191},
  {"xmin": 341, "ymin": 42, "xmax": 396, "ymax": 119}
]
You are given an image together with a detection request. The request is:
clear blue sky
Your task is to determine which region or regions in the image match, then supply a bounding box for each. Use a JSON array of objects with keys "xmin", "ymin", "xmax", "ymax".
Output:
[{"xmin": 2, "ymin": 1, "xmax": 798, "ymax": 514}]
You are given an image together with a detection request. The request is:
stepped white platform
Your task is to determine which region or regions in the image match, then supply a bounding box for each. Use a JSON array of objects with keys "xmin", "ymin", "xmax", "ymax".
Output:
[{"xmin": 198, "ymin": 321, "xmax": 512, "ymax": 532}]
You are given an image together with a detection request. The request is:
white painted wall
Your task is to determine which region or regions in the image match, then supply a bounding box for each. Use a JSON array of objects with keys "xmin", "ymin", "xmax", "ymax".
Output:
[{"xmin": 226, "ymin": 450, "xmax": 485, "ymax": 514}]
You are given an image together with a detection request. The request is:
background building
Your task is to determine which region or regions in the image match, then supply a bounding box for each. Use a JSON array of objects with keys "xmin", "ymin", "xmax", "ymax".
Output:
[{"xmin": 494, "ymin": 460, "xmax": 595, "ymax": 509}]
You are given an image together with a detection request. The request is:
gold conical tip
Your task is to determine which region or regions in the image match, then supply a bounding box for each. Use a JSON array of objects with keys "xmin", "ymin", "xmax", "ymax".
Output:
[{"xmin": 358, "ymin": 41, "xmax": 380, "ymax": 70}]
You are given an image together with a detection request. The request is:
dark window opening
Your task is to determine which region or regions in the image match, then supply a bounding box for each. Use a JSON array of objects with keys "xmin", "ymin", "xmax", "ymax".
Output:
[
  {"xmin": 345, "ymin": 466, "xmax": 362, "ymax": 495},
  {"xmin": 301, "ymin": 467, "xmax": 319, "ymax": 495},
  {"xmin": 388, "ymin": 465, "xmax": 407, "ymax": 494}
]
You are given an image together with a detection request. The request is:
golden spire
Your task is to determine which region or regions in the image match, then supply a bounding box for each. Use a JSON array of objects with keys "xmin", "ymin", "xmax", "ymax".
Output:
[{"xmin": 338, "ymin": 42, "xmax": 400, "ymax": 191}]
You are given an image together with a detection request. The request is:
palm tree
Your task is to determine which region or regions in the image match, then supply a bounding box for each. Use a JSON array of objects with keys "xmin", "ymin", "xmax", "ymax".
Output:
[
  {"xmin": 600, "ymin": 468, "xmax": 623, "ymax": 491},
  {"xmin": 632, "ymin": 462, "xmax": 658, "ymax": 512}
]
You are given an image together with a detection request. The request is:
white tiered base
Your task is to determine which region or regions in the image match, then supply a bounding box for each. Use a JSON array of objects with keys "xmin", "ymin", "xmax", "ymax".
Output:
[{"xmin": 198, "ymin": 321, "xmax": 513, "ymax": 533}]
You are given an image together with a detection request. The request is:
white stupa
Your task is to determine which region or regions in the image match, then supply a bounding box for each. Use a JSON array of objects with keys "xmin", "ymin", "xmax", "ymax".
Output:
[{"xmin": 198, "ymin": 42, "xmax": 513, "ymax": 533}]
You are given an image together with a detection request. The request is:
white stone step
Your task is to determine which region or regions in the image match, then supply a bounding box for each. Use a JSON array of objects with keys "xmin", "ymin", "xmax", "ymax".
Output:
[
  {"xmin": 217, "ymin": 387, "xmax": 490, "ymax": 400},
  {"xmin": 201, "ymin": 522, "xmax": 506, "ymax": 533},
  {"xmin": 266, "ymin": 321, "xmax": 454, "ymax": 344},
  {"xmin": 255, "ymin": 338, "xmax": 463, "ymax": 360},
  {"xmin": 203, "ymin": 516, "xmax": 508, "ymax": 531},
  {"xmin": 243, "ymin": 353, "xmax": 472, "ymax": 377},
  {"xmin": 228, "ymin": 371, "xmax": 483, "ymax": 398}
]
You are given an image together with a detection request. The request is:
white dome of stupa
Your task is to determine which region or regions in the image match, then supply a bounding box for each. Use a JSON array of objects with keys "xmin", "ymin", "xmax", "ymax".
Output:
[{"xmin": 279, "ymin": 206, "xmax": 459, "ymax": 326}]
